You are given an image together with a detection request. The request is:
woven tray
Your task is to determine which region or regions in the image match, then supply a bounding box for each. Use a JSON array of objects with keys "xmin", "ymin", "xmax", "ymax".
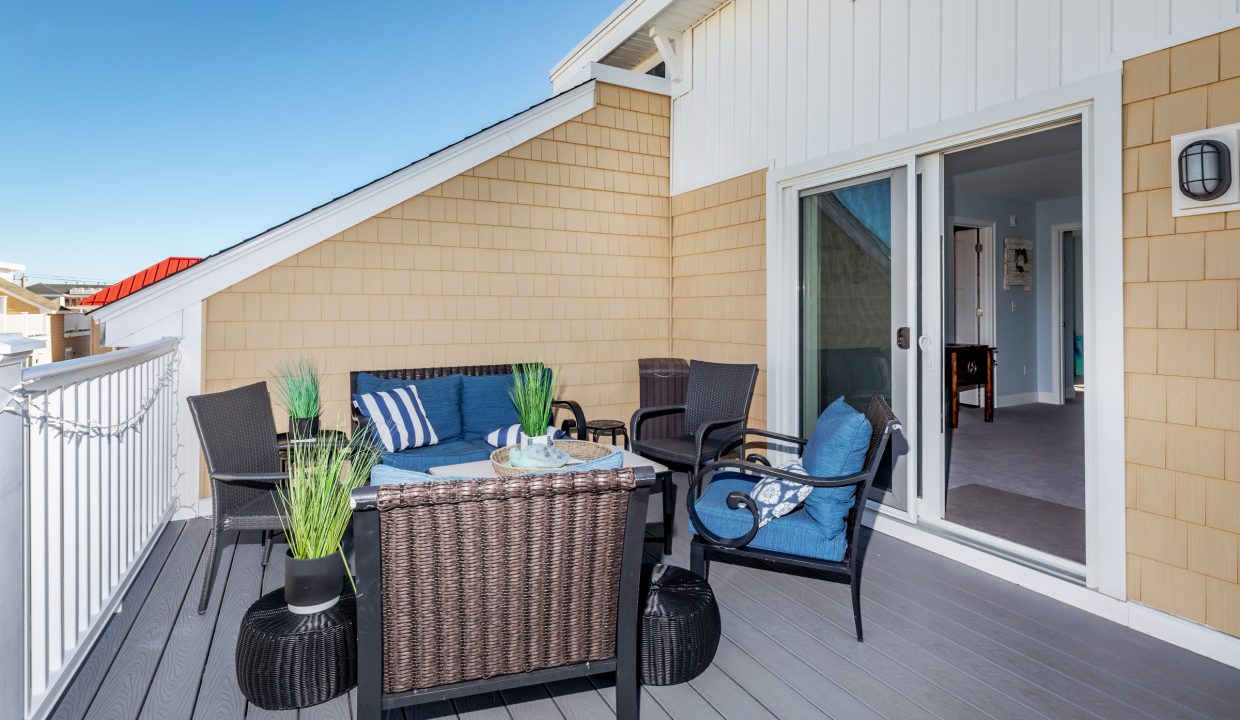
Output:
[{"xmin": 490, "ymin": 439, "xmax": 613, "ymax": 477}]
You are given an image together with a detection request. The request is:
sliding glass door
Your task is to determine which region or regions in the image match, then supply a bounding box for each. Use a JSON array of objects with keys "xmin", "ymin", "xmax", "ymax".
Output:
[{"xmin": 800, "ymin": 169, "xmax": 911, "ymax": 511}]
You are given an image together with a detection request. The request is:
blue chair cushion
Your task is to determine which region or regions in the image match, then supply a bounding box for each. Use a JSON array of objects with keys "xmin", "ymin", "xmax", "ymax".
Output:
[
  {"xmin": 801, "ymin": 399, "xmax": 872, "ymax": 540},
  {"xmin": 802, "ymin": 396, "xmax": 867, "ymax": 475},
  {"xmin": 691, "ymin": 472, "xmax": 849, "ymax": 562},
  {"xmin": 356, "ymin": 373, "xmax": 463, "ymax": 442},
  {"xmin": 460, "ymin": 374, "xmax": 519, "ymax": 441},
  {"xmin": 380, "ymin": 439, "xmax": 492, "ymax": 473}
]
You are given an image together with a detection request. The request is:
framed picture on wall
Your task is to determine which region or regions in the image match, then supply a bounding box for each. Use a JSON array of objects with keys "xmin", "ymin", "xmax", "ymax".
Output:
[{"xmin": 1003, "ymin": 237, "xmax": 1033, "ymax": 290}]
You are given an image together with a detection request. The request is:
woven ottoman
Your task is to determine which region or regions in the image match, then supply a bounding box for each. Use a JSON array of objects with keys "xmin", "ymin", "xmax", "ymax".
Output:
[
  {"xmin": 640, "ymin": 564, "xmax": 721, "ymax": 685},
  {"xmin": 235, "ymin": 588, "xmax": 357, "ymax": 710}
]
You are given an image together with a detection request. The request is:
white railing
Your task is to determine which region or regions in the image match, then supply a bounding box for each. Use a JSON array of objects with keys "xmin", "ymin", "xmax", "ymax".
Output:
[{"xmin": 1, "ymin": 337, "xmax": 181, "ymax": 719}]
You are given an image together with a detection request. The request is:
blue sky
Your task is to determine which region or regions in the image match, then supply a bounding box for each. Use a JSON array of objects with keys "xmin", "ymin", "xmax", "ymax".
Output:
[{"xmin": 0, "ymin": 1, "xmax": 616, "ymax": 283}]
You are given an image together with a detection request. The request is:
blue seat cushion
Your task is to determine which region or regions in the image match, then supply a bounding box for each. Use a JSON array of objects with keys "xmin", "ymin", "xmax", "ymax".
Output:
[
  {"xmin": 800, "ymin": 397, "xmax": 871, "ymax": 538},
  {"xmin": 356, "ymin": 373, "xmax": 463, "ymax": 442},
  {"xmin": 460, "ymin": 374, "xmax": 519, "ymax": 441},
  {"xmin": 381, "ymin": 439, "xmax": 492, "ymax": 473},
  {"xmin": 691, "ymin": 472, "xmax": 849, "ymax": 562}
]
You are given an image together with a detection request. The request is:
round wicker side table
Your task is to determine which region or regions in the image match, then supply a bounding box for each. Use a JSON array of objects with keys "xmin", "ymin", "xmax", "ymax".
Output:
[
  {"xmin": 235, "ymin": 588, "xmax": 357, "ymax": 710},
  {"xmin": 640, "ymin": 564, "xmax": 721, "ymax": 686}
]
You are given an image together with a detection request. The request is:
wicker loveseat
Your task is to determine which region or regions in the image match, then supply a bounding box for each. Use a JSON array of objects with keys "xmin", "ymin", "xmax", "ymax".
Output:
[
  {"xmin": 351, "ymin": 466, "xmax": 654, "ymax": 719},
  {"xmin": 350, "ymin": 364, "xmax": 588, "ymax": 472}
]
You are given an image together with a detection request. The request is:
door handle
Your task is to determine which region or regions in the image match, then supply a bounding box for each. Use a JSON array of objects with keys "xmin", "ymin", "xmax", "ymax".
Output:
[
  {"xmin": 896, "ymin": 327, "xmax": 911, "ymax": 350},
  {"xmin": 918, "ymin": 335, "xmax": 934, "ymax": 371}
]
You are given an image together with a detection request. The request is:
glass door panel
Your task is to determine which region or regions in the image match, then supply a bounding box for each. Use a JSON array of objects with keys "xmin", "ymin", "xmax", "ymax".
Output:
[{"xmin": 800, "ymin": 169, "xmax": 909, "ymax": 510}]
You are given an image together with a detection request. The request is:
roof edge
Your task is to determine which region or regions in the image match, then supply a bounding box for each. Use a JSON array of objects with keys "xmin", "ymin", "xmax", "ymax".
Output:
[
  {"xmin": 550, "ymin": 0, "xmax": 675, "ymax": 87},
  {"xmin": 93, "ymin": 80, "xmax": 599, "ymax": 337}
]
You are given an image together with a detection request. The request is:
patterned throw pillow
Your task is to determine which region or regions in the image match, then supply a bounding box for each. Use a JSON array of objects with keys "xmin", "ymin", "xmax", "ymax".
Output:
[
  {"xmin": 748, "ymin": 460, "xmax": 813, "ymax": 527},
  {"xmin": 352, "ymin": 385, "xmax": 439, "ymax": 453},
  {"xmin": 485, "ymin": 424, "xmax": 566, "ymax": 447}
]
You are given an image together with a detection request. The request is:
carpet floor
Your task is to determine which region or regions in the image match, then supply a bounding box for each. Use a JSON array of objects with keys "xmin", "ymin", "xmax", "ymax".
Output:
[
  {"xmin": 944, "ymin": 394, "xmax": 1086, "ymax": 562},
  {"xmin": 946, "ymin": 395, "xmax": 1085, "ymax": 508}
]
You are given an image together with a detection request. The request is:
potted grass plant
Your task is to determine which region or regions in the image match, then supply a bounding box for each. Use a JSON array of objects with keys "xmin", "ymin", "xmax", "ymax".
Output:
[
  {"xmin": 509, "ymin": 362, "xmax": 558, "ymax": 446},
  {"xmin": 274, "ymin": 358, "xmax": 321, "ymax": 439},
  {"xmin": 276, "ymin": 432, "xmax": 379, "ymax": 614}
]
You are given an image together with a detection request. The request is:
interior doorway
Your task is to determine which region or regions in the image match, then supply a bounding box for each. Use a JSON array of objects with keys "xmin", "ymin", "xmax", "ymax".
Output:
[{"xmin": 932, "ymin": 123, "xmax": 1087, "ymax": 565}]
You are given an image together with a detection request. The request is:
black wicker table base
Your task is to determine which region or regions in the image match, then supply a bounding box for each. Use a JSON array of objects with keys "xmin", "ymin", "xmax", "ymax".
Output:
[
  {"xmin": 640, "ymin": 564, "xmax": 721, "ymax": 685},
  {"xmin": 236, "ymin": 588, "xmax": 358, "ymax": 710}
]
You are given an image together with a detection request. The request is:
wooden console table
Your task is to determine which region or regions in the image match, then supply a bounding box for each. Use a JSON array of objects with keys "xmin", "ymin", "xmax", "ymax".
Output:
[{"xmin": 945, "ymin": 344, "xmax": 995, "ymax": 428}]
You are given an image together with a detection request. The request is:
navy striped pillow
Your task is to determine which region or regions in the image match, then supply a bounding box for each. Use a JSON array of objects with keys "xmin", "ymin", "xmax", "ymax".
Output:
[{"xmin": 352, "ymin": 385, "xmax": 439, "ymax": 453}]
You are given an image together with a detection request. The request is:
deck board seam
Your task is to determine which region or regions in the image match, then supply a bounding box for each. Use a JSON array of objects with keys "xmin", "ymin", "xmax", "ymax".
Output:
[{"xmin": 721, "ymin": 557, "xmax": 1045, "ymax": 720}]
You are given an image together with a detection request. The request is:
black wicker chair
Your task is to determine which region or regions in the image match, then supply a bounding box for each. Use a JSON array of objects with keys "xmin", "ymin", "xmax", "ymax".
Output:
[
  {"xmin": 187, "ymin": 382, "xmax": 288, "ymax": 614},
  {"xmin": 630, "ymin": 360, "xmax": 759, "ymax": 554},
  {"xmin": 686, "ymin": 394, "xmax": 900, "ymax": 641}
]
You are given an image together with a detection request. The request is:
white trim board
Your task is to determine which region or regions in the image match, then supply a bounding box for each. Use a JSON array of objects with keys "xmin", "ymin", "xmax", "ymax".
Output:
[
  {"xmin": 868, "ymin": 511, "xmax": 1240, "ymax": 670},
  {"xmin": 93, "ymin": 81, "xmax": 599, "ymax": 343}
]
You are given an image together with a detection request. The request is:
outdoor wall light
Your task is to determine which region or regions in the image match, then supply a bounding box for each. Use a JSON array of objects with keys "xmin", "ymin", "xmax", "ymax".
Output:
[{"xmin": 1178, "ymin": 139, "xmax": 1231, "ymax": 201}]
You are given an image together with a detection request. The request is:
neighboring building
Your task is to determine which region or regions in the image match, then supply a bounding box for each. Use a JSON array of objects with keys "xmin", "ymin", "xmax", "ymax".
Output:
[
  {"xmin": 92, "ymin": 1, "xmax": 1240, "ymax": 669},
  {"xmin": 26, "ymin": 282, "xmax": 107, "ymax": 310},
  {"xmin": 0, "ymin": 264, "xmax": 104, "ymax": 363},
  {"xmin": 77, "ymin": 257, "xmax": 201, "ymax": 308}
]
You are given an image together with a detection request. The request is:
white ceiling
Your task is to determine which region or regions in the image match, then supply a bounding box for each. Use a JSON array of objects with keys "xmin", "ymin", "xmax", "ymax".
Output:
[{"xmin": 946, "ymin": 123, "xmax": 1082, "ymax": 202}]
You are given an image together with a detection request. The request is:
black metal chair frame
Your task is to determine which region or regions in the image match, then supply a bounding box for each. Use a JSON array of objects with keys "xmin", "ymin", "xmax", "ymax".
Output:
[
  {"xmin": 186, "ymin": 382, "xmax": 289, "ymax": 615},
  {"xmin": 348, "ymin": 364, "xmax": 588, "ymax": 439},
  {"xmin": 686, "ymin": 394, "xmax": 900, "ymax": 642},
  {"xmin": 630, "ymin": 361, "xmax": 759, "ymax": 555},
  {"xmin": 350, "ymin": 467, "xmax": 655, "ymax": 719}
]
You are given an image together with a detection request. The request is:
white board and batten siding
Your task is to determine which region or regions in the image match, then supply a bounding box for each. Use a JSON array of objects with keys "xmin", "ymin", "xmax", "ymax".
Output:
[{"xmin": 671, "ymin": 0, "xmax": 1240, "ymax": 194}]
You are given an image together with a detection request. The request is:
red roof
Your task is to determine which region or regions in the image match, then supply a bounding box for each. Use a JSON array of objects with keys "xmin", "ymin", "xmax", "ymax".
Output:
[{"xmin": 78, "ymin": 257, "xmax": 201, "ymax": 307}]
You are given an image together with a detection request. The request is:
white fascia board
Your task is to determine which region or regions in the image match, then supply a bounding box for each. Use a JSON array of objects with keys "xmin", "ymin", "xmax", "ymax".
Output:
[
  {"xmin": 566, "ymin": 63, "xmax": 671, "ymax": 97},
  {"xmin": 93, "ymin": 81, "xmax": 598, "ymax": 339},
  {"xmin": 550, "ymin": 0, "xmax": 677, "ymax": 92}
]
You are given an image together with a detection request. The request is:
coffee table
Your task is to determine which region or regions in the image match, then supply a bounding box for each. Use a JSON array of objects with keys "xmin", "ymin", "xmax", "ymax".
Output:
[{"xmin": 428, "ymin": 449, "xmax": 667, "ymax": 477}]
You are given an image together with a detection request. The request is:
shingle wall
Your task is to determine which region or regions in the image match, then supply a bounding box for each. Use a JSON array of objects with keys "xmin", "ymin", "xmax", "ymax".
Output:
[
  {"xmin": 670, "ymin": 170, "xmax": 767, "ymax": 427},
  {"xmin": 202, "ymin": 83, "xmax": 672, "ymax": 495},
  {"xmin": 1123, "ymin": 31, "xmax": 1240, "ymax": 635}
]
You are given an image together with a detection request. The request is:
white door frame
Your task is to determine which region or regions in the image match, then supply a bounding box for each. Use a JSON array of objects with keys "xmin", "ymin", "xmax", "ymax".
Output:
[
  {"xmin": 767, "ymin": 71, "xmax": 1125, "ymax": 601},
  {"xmin": 947, "ymin": 217, "xmax": 997, "ymax": 348},
  {"xmin": 1051, "ymin": 222, "xmax": 1084, "ymax": 404}
]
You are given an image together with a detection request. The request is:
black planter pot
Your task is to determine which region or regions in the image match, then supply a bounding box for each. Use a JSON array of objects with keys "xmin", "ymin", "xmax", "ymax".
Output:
[
  {"xmin": 289, "ymin": 415, "xmax": 321, "ymax": 439},
  {"xmin": 285, "ymin": 551, "xmax": 343, "ymax": 613}
]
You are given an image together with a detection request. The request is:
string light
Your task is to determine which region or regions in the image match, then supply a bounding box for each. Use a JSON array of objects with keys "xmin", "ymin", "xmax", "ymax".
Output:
[{"xmin": 0, "ymin": 345, "xmax": 193, "ymax": 514}]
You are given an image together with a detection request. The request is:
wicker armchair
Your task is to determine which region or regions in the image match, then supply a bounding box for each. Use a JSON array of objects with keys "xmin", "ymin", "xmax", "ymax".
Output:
[
  {"xmin": 186, "ymin": 382, "xmax": 287, "ymax": 614},
  {"xmin": 630, "ymin": 360, "xmax": 759, "ymax": 554},
  {"xmin": 686, "ymin": 394, "xmax": 899, "ymax": 641},
  {"xmin": 351, "ymin": 467, "xmax": 654, "ymax": 719}
]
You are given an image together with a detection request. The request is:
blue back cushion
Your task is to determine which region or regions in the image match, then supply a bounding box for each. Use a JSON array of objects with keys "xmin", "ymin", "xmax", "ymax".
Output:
[
  {"xmin": 356, "ymin": 373, "xmax": 462, "ymax": 442},
  {"xmin": 461, "ymin": 374, "xmax": 519, "ymax": 441},
  {"xmin": 800, "ymin": 397, "xmax": 873, "ymax": 540}
]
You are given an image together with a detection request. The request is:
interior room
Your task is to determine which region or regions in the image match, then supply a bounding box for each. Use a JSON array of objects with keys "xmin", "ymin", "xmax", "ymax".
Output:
[{"xmin": 941, "ymin": 123, "xmax": 1086, "ymax": 563}]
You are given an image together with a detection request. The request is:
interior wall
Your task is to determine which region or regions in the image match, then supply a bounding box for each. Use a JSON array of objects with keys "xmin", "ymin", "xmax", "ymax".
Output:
[
  {"xmin": 945, "ymin": 188, "xmax": 1039, "ymax": 400},
  {"xmin": 1035, "ymin": 195, "xmax": 1084, "ymax": 395},
  {"xmin": 201, "ymin": 83, "xmax": 672, "ymax": 496},
  {"xmin": 1123, "ymin": 31, "xmax": 1240, "ymax": 636},
  {"xmin": 670, "ymin": 169, "xmax": 767, "ymax": 427}
]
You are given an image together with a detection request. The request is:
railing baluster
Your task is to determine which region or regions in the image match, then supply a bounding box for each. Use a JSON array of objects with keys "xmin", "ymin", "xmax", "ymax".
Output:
[{"xmin": 18, "ymin": 338, "xmax": 180, "ymax": 718}]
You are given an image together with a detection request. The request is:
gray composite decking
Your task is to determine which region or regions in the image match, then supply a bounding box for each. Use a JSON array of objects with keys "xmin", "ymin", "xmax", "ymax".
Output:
[{"xmin": 51, "ymin": 478, "xmax": 1240, "ymax": 720}]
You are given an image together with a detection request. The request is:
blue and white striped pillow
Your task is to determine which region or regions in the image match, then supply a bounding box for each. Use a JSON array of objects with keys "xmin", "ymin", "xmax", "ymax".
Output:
[
  {"xmin": 485, "ymin": 424, "xmax": 565, "ymax": 447},
  {"xmin": 352, "ymin": 385, "xmax": 439, "ymax": 453}
]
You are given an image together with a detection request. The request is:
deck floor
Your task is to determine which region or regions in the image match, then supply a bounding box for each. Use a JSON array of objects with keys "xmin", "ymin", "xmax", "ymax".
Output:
[{"xmin": 51, "ymin": 477, "xmax": 1240, "ymax": 720}]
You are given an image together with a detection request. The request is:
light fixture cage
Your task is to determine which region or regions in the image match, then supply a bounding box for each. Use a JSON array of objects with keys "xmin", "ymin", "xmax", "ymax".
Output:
[{"xmin": 1178, "ymin": 139, "xmax": 1232, "ymax": 201}]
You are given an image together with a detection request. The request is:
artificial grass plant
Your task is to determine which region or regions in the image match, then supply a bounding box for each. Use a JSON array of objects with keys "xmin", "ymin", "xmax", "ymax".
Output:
[
  {"xmin": 273, "ymin": 358, "xmax": 321, "ymax": 419},
  {"xmin": 509, "ymin": 362, "xmax": 558, "ymax": 438}
]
